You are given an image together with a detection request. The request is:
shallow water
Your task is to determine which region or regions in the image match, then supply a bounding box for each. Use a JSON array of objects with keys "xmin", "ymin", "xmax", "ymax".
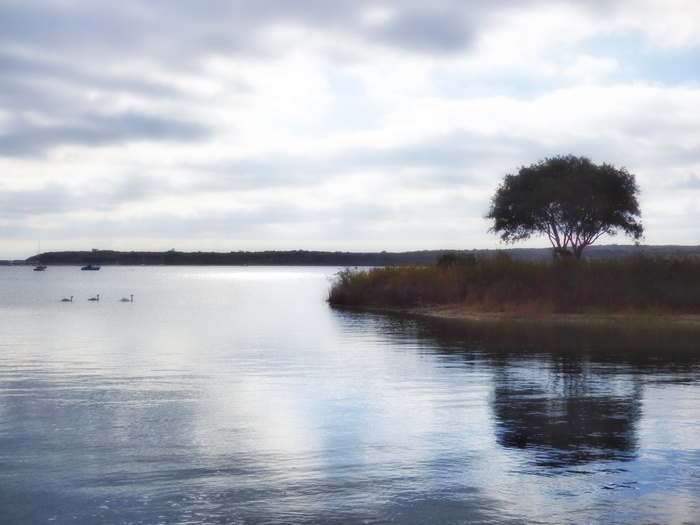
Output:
[{"xmin": 1, "ymin": 266, "xmax": 699, "ymax": 524}]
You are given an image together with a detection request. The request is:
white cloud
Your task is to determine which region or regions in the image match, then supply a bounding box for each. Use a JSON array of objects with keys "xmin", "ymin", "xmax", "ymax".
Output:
[
  {"xmin": 565, "ymin": 56, "xmax": 619, "ymax": 83},
  {"xmin": 618, "ymin": 0, "xmax": 700, "ymax": 49},
  {"xmin": 0, "ymin": 0, "xmax": 699, "ymax": 258}
]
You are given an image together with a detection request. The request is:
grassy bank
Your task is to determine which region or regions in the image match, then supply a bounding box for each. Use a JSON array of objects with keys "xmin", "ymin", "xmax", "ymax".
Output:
[{"xmin": 327, "ymin": 253, "xmax": 700, "ymax": 316}]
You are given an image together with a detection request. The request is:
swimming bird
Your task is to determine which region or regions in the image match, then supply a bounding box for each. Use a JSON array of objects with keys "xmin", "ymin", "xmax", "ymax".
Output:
[
  {"xmin": 120, "ymin": 295, "xmax": 134, "ymax": 302},
  {"xmin": 61, "ymin": 296, "xmax": 73, "ymax": 302},
  {"xmin": 88, "ymin": 294, "xmax": 100, "ymax": 301}
]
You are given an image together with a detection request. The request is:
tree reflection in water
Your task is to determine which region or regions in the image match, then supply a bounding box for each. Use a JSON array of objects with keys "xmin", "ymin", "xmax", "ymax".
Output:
[
  {"xmin": 491, "ymin": 358, "xmax": 643, "ymax": 468},
  {"xmin": 382, "ymin": 313, "xmax": 700, "ymax": 471}
]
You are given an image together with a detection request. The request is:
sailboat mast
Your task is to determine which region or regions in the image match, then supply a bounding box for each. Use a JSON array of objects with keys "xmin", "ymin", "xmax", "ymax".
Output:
[{"xmin": 34, "ymin": 240, "xmax": 47, "ymax": 271}]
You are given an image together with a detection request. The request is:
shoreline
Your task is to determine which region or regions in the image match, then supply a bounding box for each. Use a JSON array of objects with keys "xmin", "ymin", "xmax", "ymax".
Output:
[{"xmin": 406, "ymin": 303, "xmax": 700, "ymax": 328}]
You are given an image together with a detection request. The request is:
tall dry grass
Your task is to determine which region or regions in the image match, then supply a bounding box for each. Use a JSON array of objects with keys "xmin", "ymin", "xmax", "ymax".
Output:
[{"xmin": 327, "ymin": 253, "xmax": 700, "ymax": 314}]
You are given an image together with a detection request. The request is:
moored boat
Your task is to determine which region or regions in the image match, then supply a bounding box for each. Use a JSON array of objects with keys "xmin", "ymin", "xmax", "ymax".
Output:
[
  {"xmin": 81, "ymin": 264, "xmax": 101, "ymax": 271},
  {"xmin": 33, "ymin": 241, "xmax": 46, "ymax": 270}
]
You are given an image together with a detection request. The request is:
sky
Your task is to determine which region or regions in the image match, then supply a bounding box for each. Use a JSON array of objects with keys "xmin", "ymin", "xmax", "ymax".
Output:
[{"xmin": 1, "ymin": 0, "xmax": 699, "ymax": 260}]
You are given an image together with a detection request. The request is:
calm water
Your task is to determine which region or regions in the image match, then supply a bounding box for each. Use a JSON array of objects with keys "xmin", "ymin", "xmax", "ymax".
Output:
[{"xmin": 1, "ymin": 266, "xmax": 699, "ymax": 524}]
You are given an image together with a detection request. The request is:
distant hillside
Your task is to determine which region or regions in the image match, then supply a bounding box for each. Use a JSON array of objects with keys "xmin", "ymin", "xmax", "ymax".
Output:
[
  {"xmin": 20, "ymin": 249, "xmax": 452, "ymax": 267},
  {"xmin": 9, "ymin": 244, "xmax": 700, "ymax": 267}
]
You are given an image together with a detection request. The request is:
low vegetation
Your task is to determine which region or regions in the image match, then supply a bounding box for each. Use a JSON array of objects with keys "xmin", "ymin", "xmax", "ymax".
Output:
[{"xmin": 327, "ymin": 252, "xmax": 700, "ymax": 315}]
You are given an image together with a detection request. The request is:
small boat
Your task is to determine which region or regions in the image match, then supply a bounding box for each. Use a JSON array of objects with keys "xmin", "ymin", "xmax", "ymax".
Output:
[
  {"xmin": 81, "ymin": 264, "xmax": 101, "ymax": 271},
  {"xmin": 33, "ymin": 241, "xmax": 46, "ymax": 271}
]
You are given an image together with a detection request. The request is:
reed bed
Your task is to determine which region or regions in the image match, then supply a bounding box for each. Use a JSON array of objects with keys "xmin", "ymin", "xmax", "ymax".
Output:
[{"xmin": 327, "ymin": 253, "xmax": 700, "ymax": 314}]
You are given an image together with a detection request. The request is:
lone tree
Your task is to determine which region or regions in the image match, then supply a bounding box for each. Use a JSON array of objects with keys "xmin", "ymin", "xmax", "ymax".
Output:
[{"xmin": 485, "ymin": 154, "xmax": 643, "ymax": 259}]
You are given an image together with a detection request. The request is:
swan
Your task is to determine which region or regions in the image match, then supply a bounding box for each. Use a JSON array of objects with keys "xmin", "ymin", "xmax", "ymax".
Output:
[
  {"xmin": 120, "ymin": 295, "xmax": 134, "ymax": 302},
  {"xmin": 88, "ymin": 294, "xmax": 100, "ymax": 301},
  {"xmin": 61, "ymin": 296, "xmax": 73, "ymax": 302}
]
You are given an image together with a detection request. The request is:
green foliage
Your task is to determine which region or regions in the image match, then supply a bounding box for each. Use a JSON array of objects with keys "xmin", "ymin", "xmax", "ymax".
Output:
[
  {"xmin": 485, "ymin": 155, "xmax": 643, "ymax": 259},
  {"xmin": 436, "ymin": 252, "xmax": 477, "ymax": 267},
  {"xmin": 327, "ymin": 255, "xmax": 700, "ymax": 314}
]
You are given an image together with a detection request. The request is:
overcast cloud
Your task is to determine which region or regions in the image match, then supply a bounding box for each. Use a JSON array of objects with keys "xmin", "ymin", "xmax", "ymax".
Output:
[{"xmin": 1, "ymin": 0, "xmax": 699, "ymax": 259}]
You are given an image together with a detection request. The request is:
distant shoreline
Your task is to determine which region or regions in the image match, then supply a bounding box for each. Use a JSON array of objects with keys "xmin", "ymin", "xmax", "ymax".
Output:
[{"xmin": 8, "ymin": 244, "xmax": 700, "ymax": 267}]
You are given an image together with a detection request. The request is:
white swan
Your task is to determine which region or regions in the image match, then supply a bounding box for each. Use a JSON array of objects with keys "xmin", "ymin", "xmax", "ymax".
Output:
[
  {"xmin": 61, "ymin": 296, "xmax": 73, "ymax": 302},
  {"xmin": 120, "ymin": 295, "xmax": 134, "ymax": 302},
  {"xmin": 88, "ymin": 294, "xmax": 100, "ymax": 301}
]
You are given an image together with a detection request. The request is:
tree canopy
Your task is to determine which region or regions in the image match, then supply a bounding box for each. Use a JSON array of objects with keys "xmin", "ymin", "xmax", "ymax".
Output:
[{"xmin": 485, "ymin": 155, "xmax": 643, "ymax": 259}]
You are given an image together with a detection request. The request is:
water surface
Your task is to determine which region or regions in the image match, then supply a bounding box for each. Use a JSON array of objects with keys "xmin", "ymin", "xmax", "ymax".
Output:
[{"xmin": 1, "ymin": 266, "xmax": 699, "ymax": 524}]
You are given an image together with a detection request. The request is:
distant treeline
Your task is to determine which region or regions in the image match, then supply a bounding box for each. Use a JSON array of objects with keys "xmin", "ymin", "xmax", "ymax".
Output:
[
  {"xmin": 22, "ymin": 249, "xmax": 447, "ymax": 267},
  {"xmin": 10, "ymin": 244, "xmax": 700, "ymax": 267}
]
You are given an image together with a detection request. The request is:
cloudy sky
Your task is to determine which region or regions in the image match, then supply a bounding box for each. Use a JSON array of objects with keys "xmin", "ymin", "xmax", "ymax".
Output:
[{"xmin": 1, "ymin": 0, "xmax": 699, "ymax": 259}]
